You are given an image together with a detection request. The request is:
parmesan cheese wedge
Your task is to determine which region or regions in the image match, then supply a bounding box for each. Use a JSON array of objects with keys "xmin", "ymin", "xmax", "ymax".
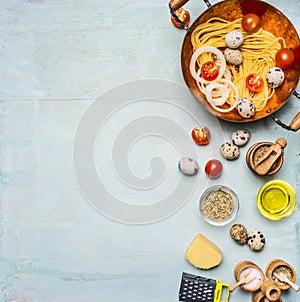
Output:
[{"xmin": 185, "ymin": 233, "xmax": 222, "ymax": 269}]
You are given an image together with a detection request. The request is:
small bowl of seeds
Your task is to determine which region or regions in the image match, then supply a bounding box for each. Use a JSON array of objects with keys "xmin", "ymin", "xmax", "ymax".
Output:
[
  {"xmin": 199, "ymin": 185, "xmax": 239, "ymax": 226},
  {"xmin": 266, "ymin": 258, "xmax": 297, "ymax": 291}
]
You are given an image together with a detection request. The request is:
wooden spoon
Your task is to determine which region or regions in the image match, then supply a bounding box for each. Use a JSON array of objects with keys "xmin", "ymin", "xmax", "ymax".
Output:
[
  {"xmin": 273, "ymin": 272, "xmax": 300, "ymax": 292},
  {"xmin": 229, "ymin": 271, "xmax": 256, "ymax": 292}
]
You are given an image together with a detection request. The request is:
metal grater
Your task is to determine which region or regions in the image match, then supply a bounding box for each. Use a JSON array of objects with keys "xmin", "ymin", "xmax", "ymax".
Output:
[{"xmin": 178, "ymin": 272, "xmax": 230, "ymax": 302}]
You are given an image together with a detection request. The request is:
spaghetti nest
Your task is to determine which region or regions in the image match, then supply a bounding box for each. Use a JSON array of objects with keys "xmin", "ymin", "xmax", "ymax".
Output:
[{"xmin": 191, "ymin": 17, "xmax": 285, "ymax": 111}]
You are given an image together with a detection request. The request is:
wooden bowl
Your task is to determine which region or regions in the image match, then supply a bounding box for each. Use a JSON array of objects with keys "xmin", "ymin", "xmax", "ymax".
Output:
[
  {"xmin": 181, "ymin": 0, "xmax": 300, "ymax": 122},
  {"xmin": 265, "ymin": 259, "xmax": 297, "ymax": 291},
  {"xmin": 234, "ymin": 260, "xmax": 265, "ymax": 292},
  {"xmin": 246, "ymin": 142, "xmax": 284, "ymax": 175}
]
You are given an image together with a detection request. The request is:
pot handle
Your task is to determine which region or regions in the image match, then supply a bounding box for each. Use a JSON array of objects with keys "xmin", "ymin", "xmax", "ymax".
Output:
[
  {"xmin": 168, "ymin": 0, "xmax": 190, "ymax": 30},
  {"xmin": 169, "ymin": 0, "xmax": 212, "ymax": 10},
  {"xmin": 271, "ymin": 113, "xmax": 300, "ymax": 132},
  {"xmin": 271, "ymin": 90, "xmax": 300, "ymax": 132},
  {"xmin": 289, "ymin": 112, "xmax": 300, "ymax": 131},
  {"xmin": 169, "ymin": 0, "xmax": 189, "ymax": 10},
  {"xmin": 168, "ymin": 0, "xmax": 212, "ymax": 30}
]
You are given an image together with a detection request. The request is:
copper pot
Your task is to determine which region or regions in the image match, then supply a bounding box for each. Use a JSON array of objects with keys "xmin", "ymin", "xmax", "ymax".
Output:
[{"xmin": 170, "ymin": 0, "xmax": 300, "ymax": 129}]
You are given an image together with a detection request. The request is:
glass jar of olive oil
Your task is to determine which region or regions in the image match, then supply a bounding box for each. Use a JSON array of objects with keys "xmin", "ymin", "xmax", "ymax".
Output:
[{"xmin": 256, "ymin": 180, "xmax": 296, "ymax": 220}]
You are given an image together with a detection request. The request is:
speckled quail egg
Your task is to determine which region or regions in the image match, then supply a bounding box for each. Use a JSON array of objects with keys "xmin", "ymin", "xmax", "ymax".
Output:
[
  {"xmin": 266, "ymin": 67, "xmax": 285, "ymax": 88},
  {"xmin": 220, "ymin": 142, "xmax": 240, "ymax": 160},
  {"xmin": 224, "ymin": 48, "xmax": 243, "ymax": 65},
  {"xmin": 247, "ymin": 229, "xmax": 265, "ymax": 251},
  {"xmin": 225, "ymin": 30, "xmax": 244, "ymax": 48},
  {"xmin": 231, "ymin": 129, "xmax": 251, "ymax": 146},
  {"xmin": 237, "ymin": 98, "xmax": 256, "ymax": 118},
  {"xmin": 178, "ymin": 157, "xmax": 199, "ymax": 176}
]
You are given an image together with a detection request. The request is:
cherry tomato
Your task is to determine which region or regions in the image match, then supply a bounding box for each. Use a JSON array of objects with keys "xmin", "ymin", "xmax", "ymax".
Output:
[
  {"xmin": 171, "ymin": 8, "xmax": 190, "ymax": 29},
  {"xmin": 275, "ymin": 48, "xmax": 295, "ymax": 70},
  {"xmin": 246, "ymin": 74, "xmax": 264, "ymax": 92},
  {"xmin": 200, "ymin": 61, "xmax": 220, "ymax": 81},
  {"xmin": 241, "ymin": 13, "xmax": 261, "ymax": 33},
  {"xmin": 191, "ymin": 126, "xmax": 210, "ymax": 145},
  {"xmin": 205, "ymin": 159, "xmax": 223, "ymax": 179}
]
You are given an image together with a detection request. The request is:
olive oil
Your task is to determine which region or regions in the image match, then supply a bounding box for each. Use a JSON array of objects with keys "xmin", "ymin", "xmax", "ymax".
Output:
[{"xmin": 257, "ymin": 180, "xmax": 296, "ymax": 220}]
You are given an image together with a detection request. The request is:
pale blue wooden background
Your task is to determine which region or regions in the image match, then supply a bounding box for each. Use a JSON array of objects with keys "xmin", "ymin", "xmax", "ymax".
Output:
[{"xmin": 1, "ymin": 0, "xmax": 300, "ymax": 301}]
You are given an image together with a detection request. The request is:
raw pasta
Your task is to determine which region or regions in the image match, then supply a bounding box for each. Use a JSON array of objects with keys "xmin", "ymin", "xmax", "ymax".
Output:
[{"xmin": 191, "ymin": 17, "xmax": 285, "ymax": 111}]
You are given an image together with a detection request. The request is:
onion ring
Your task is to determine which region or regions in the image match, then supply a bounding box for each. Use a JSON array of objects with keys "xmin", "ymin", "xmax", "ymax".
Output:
[
  {"xmin": 206, "ymin": 79, "xmax": 239, "ymax": 113},
  {"xmin": 196, "ymin": 68, "xmax": 232, "ymax": 98},
  {"xmin": 205, "ymin": 82, "xmax": 229, "ymax": 106},
  {"xmin": 190, "ymin": 46, "xmax": 226, "ymax": 84},
  {"xmin": 195, "ymin": 68, "xmax": 231, "ymax": 96},
  {"xmin": 196, "ymin": 72, "xmax": 207, "ymax": 95}
]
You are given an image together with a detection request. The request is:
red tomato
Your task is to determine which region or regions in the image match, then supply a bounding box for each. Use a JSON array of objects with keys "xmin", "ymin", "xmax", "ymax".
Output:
[
  {"xmin": 171, "ymin": 8, "xmax": 190, "ymax": 29},
  {"xmin": 200, "ymin": 61, "xmax": 220, "ymax": 81},
  {"xmin": 241, "ymin": 13, "xmax": 261, "ymax": 33},
  {"xmin": 275, "ymin": 48, "xmax": 295, "ymax": 70},
  {"xmin": 205, "ymin": 159, "xmax": 223, "ymax": 179},
  {"xmin": 191, "ymin": 126, "xmax": 210, "ymax": 145},
  {"xmin": 246, "ymin": 74, "xmax": 264, "ymax": 92}
]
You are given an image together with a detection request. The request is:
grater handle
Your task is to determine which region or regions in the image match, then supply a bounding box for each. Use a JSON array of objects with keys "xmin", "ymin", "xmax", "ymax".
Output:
[{"xmin": 215, "ymin": 280, "xmax": 230, "ymax": 302}]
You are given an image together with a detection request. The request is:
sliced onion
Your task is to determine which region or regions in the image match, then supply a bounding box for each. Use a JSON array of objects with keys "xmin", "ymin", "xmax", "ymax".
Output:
[
  {"xmin": 190, "ymin": 46, "xmax": 226, "ymax": 84},
  {"xmin": 196, "ymin": 68, "xmax": 231, "ymax": 99},
  {"xmin": 223, "ymin": 69, "xmax": 231, "ymax": 81},
  {"xmin": 206, "ymin": 79, "xmax": 239, "ymax": 113},
  {"xmin": 205, "ymin": 82, "xmax": 229, "ymax": 106},
  {"xmin": 194, "ymin": 65, "xmax": 239, "ymax": 113},
  {"xmin": 196, "ymin": 73, "xmax": 207, "ymax": 94},
  {"xmin": 195, "ymin": 68, "xmax": 229, "ymax": 96}
]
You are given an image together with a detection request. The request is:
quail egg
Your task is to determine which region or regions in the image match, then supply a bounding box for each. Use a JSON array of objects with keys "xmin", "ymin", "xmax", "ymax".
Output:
[
  {"xmin": 237, "ymin": 98, "xmax": 256, "ymax": 118},
  {"xmin": 224, "ymin": 48, "xmax": 243, "ymax": 65},
  {"xmin": 266, "ymin": 67, "xmax": 285, "ymax": 88},
  {"xmin": 220, "ymin": 142, "xmax": 240, "ymax": 160},
  {"xmin": 247, "ymin": 229, "xmax": 265, "ymax": 251},
  {"xmin": 225, "ymin": 30, "xmax": 244, "ymax": 48},
  {"xmin": 178, "ymin": 157, "xmax": 199, "ymax": 176}
]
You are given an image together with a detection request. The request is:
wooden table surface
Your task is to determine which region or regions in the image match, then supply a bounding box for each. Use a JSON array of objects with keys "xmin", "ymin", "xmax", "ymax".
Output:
[{"xmin": 1, "ymin": 0, "xmax": 300, "ymax": 301}]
